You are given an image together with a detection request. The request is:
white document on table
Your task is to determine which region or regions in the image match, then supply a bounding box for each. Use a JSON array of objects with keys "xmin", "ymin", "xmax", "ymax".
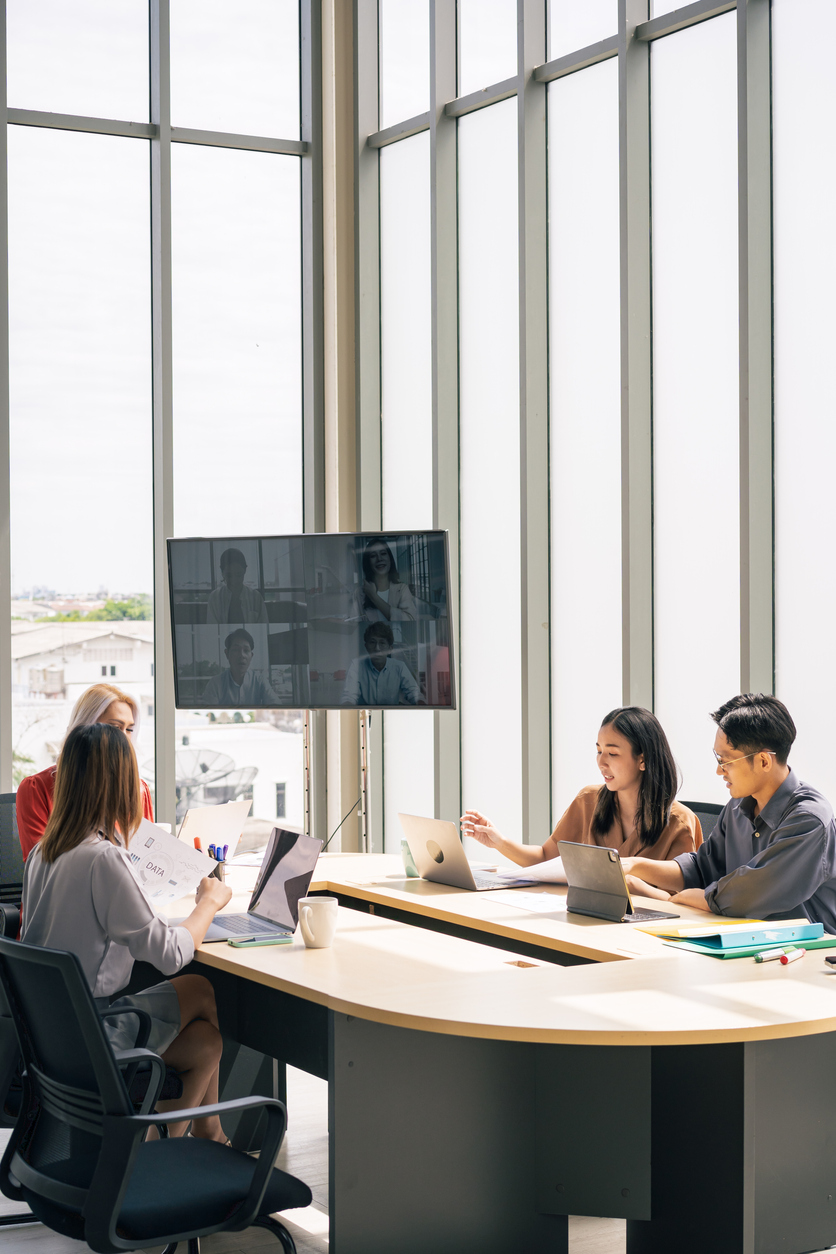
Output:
[
  {"xmin": 125, "ymin": 818, "xmax": 216, "ymax": 908},
  {"xmin": 177, "ymin": 799, "xmax": 251, "ymax": 859},
  {"xmin": 495, "ymin": 891, "xmax": 564, "ymax": 914},
  {"xmin": 504, "ymin": 856, "xmax": 567, "ymax": 884}
]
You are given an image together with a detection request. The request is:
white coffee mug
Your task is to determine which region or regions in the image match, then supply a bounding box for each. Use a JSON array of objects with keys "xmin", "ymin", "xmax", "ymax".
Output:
[{"xmin": 299, "ymin": 896, "xmax": 338, "ymax": 949}]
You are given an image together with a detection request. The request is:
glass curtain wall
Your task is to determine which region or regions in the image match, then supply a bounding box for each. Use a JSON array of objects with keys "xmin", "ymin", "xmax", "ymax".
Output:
[
  {"xmin": 651, "ymin": 12, "xmax": 739, "ymax": 803},
  {"xmin": 4, "ymin": 3, "xmax": 308, "ymax": 839},
  {"xmin": 365, "ymin": 1, "xmax": 799, "ymax": 845},
  {"xmin": 548, "ymin": 57, "xmax": 621, "ymax": 817},
  {"xmin": 8, "ymin": 126, "xmax": 154, "ymax": 789},
  {"xmin": 458, "ymin": 98, "xmax": 523, "ymax": 845},
  {"xmin": 773, "ymin": 0, "xmax": 836, "ymax": 799},
  {"xmin": 379, "ymin": 132, "xmax": 435, "ymax": 849}
]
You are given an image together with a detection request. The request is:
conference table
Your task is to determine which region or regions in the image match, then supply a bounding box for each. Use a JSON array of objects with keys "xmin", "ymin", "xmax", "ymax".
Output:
[{"xmin": 188, "ymin": 853, "xmax": 836, "ymax": 1254}]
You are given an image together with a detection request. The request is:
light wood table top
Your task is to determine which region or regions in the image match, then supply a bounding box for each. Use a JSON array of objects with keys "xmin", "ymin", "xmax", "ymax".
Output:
[
  {"xmin": 184, "ymin": 874, "xmax": 836, "ymax": 1048},
  {"xmin": 307, "ymin": 852, "xmax": 718, "ymax": 963}
]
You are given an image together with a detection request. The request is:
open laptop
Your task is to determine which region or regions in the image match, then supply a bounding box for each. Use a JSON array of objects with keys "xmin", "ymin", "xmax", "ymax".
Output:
[
  {"xmin": 558, "ymin": 840, "xmax": 679, "ymax": 923},
  {"xmin": 399, "ymin": 814, "xmax": 540, "ymax": 891},
  {"xmin": 198, "ymin": 827, "xmax": 323, "ymax": 941}
]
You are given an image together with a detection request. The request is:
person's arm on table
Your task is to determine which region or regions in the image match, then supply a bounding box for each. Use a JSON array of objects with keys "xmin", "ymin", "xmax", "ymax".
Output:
[
  {"xmin": 700, "ymin": 811, "xmax": 833, "ymax": 918},
  {"xmin": 179, "ymin": 876, "xmax": 233, "ymax": 948}
]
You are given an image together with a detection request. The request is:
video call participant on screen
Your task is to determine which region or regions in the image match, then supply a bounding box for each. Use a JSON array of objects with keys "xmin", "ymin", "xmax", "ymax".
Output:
[
  {"xmin": 356, "ymin": 538, "xmax": 416, "ymax": 624},
  {"xmin": 16, "ymin": 683, "xmax": 155, "ymax": 861},
  {"xmin": 22, "ymin": 723, "xmax": 233, "ymax": 1141},
  {"xmin": 622, "ymin": 694, "xmax": 836, "ymax": 928},
  {"xmin": 341, "ymin": 622, "xmax": 423, "ymax": 707},
  {"xmin": 200, "ymin": 628, "xmax": 279, "ymax": 708},
  {"xmin": 461, "ymin": 707, "xmax": 701, "ymax": 886},
  {"xmin": 206, "ymin": 547, "xmax": 268, "ymax": 625}
]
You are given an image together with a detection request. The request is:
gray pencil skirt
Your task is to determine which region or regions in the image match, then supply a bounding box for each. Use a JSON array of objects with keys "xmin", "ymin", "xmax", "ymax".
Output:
[{"xmin": 97, "ymin": 979, "xmax": 182, "ymax": 1056}]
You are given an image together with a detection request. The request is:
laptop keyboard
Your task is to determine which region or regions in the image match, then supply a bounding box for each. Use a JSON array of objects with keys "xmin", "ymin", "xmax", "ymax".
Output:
[
  {"xmin": 472, "ymin": 872, "xmax": 539, "ymax": 891},
  {"xmin": 215, "ymin": 914, "xmax": 290, "ymax": 936}
]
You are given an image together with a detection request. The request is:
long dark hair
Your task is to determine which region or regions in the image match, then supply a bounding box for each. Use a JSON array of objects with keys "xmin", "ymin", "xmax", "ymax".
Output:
[
  {"xmin": 590, "ymin": 707, "xmax": 679, "ymax": 849},
  {"xmin": 40, "ymin": 724, "xmax": 141, "ymax": 864}
]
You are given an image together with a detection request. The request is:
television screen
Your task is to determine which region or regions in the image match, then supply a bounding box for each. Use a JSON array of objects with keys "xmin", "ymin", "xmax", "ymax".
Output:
[{"xmin": 167, "ymin": 531, "xmax": 455, "ymax": 711}]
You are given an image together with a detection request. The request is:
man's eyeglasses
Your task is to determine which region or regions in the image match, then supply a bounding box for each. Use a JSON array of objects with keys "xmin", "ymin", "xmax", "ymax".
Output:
[{"xmin": 713, "ymin": 750, "xmax": 775, "ymax": 771}]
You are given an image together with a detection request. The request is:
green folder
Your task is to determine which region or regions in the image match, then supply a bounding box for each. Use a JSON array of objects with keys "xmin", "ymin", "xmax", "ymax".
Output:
[{"xmin": 664, "ymin": 935, "xmax": 836, "ymax": 960}]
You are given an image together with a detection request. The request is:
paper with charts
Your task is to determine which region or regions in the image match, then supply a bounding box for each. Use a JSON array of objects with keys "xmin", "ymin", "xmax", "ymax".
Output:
[{"xmin": 125, "ymin": 818, "xmax": 216, "ymax": 908}]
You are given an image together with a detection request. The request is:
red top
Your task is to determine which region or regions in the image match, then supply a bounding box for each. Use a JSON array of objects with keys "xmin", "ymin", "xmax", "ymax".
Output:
[{"xmin": 16, "ymin": 766, "xmax": 155, "ymax": 861}]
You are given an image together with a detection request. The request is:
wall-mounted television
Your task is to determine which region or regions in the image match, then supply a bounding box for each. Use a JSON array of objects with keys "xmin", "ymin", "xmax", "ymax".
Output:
[{"xmin": 167, "ymin": 531, "xmax": 455, "ymax": 711}]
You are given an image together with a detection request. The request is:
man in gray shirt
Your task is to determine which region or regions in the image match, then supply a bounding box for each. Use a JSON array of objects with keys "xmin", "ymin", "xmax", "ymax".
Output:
[{"xmin": 622, "ymin": 693, "xmax": 836, "ymax": 932}]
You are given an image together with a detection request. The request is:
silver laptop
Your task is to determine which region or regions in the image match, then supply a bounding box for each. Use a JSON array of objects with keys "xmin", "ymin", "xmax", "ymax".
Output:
[
  {"xmin": 399, "ymin": 814, "xmax": 540, "ymax": 891},
  {"xmin": 558, "ymin": 840, "xmax": 679, "ymax": 923},
  {"xmin": 199, "ymin": 827, "xmax": 323, "ymax": 941}
]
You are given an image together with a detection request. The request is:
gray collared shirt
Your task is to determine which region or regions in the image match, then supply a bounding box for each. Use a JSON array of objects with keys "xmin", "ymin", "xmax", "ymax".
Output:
[{"xmin": 675, "ymin": 769, "xmax": 836, "ymax": 931}]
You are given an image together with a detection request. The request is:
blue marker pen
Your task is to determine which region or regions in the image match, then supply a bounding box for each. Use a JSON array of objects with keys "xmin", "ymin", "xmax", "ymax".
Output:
[
  {"xmin": 222, "ymin": 844, "xmax": 229, "ymax": 861},
  {"xmin": 209, "ymin": 844, "xmax": 216, "ymax": 860}
]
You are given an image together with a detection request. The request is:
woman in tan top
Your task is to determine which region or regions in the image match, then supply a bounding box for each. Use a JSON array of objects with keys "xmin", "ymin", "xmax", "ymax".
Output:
[{"xmin": 461, "ymin": 707, "xmax": 701, "ymax": 898}]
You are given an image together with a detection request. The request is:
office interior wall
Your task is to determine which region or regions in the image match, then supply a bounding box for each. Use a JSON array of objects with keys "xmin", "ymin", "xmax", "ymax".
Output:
[{"xmin": 773, "ymin": 0, "xmax": 836, "ymax": 800}]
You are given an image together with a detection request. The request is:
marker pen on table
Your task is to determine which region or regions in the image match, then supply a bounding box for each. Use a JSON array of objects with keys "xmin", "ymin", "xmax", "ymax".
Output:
[
  {"xmin": 780, "ymin": 947, "xmax": 805, "ymax": 965},
  {"xmin": 754, "ymin": 948, "xmax": 786, "ymax": 963}
]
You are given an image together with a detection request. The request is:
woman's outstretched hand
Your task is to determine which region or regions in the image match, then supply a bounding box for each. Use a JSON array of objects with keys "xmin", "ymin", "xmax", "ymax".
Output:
[{"xmin": 460, "ymin": 809, "xmax": 502, "ymax": 849}]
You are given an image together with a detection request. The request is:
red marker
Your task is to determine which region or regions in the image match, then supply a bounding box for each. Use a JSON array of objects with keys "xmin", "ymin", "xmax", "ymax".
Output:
[
  {"xmin": 780, "ymin": 947, "xmax": 805, "ymax": 965},
  {"xmin": 193, "ymin": 838, "xmax": 202, "ymax": 852}
]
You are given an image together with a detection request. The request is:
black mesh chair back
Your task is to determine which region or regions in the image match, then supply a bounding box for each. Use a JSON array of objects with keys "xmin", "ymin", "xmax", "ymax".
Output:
[
  {"xmin": 0, "ymin": 935, "xmax": 310, "ymax": 1254},
  {"xmin": 681, "ymin": 800, "xmax": 724, "ymax": 841},
  {"xmin": 0, "ymin": 794, "xmax": 24, "ymax": 904}
]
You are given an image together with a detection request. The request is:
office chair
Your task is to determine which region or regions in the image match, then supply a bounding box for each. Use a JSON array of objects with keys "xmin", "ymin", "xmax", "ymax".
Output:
[
  {"xmin": 680, "ymin": 800, "xmax": 723, "ymax": 842},
  {"xmin": 0, "ymin": 795, "xmax": 24, "ymax": 905},
  {"xmin": 0, "ymin": 935, "xmax": 311, "ymax": 1254}
]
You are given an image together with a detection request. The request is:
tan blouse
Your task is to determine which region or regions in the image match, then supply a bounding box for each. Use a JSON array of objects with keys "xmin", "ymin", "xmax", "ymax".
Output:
[{"xmin": 544, "ymin": 785, "xmax": 702, "ymax": 860}]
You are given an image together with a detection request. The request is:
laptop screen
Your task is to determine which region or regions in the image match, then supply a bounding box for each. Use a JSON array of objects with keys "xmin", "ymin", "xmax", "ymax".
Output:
[{"xmin": 249, "ymin": 828, "xmax": 323, "ymax": 931}]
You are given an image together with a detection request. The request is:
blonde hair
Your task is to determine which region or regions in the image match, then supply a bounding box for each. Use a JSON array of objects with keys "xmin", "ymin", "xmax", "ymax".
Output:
[
  {"xmin": 40, "ymin": 724, "xmax": 142, "ymax": 863},
  {"xmin": 65, "ymin": 683, "xmax": 141, "ymax": 743}
]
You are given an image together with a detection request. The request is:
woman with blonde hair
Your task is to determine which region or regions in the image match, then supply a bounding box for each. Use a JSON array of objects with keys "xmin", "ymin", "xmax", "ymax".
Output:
[
  {"xmin": 16, "ymin": 682, "xmax": 154, "ymax": 859},
  {"xmin": 22, "ymin": 723, "xmax": 233, "ymax": 1140}
]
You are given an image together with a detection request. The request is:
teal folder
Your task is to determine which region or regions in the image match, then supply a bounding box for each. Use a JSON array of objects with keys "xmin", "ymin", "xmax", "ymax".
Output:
[
  {"xmin": 659, "ymin": 920, "xmax": 824, "ymax": 951},
  {"xmin": 664, "ymin": 934, "xmax": 836, "ymax": 960}
]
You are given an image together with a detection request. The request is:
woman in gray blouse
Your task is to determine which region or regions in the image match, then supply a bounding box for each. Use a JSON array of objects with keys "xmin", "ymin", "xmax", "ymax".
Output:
[{"xmin": 22, "ymin": 723, "xmax": 233, "ymax": 1142}]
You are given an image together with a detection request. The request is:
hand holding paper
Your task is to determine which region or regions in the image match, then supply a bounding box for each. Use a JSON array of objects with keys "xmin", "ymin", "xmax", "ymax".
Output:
[{"xmin": 125, "ymin": 818, "xmax": 216, "ymax": 908}]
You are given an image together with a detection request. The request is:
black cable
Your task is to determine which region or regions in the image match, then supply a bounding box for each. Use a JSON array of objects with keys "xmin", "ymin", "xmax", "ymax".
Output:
[{"xmin": 321, "ymin": 796, "xmax": 362, "ymax": 853}]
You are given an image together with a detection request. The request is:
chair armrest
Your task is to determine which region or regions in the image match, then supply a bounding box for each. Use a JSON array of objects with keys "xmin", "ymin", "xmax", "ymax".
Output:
[
  {"xmin": 0, "ymin": 907, "xmax": 19, "ymax": 939},
  {"xmin": 98, "ymin": 1004, "xmax": 152, "ymax": 1050},
  {"xmin": 88, "ymin": 1096, "xmax": 287, "ymax": 1250},
  {"xmin": 111, "ymin": 1049, "xmax": 166, "ymax": 1115}
]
